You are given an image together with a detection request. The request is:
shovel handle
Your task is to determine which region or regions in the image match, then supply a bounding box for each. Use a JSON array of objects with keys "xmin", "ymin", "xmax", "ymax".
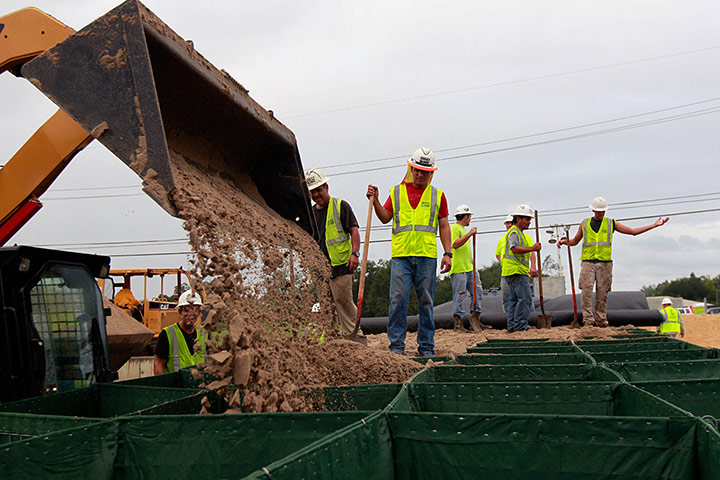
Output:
[
  {"xmin": 534, "ymin": 210, "xmax": 546, "ymax": 315},
  {"xmin": 472, "ymin": 233, "xmax": 477, "ymax": 310},
  {"xmin": 566, "ymin": 233, "xmax": 578, "ymax": 325},
  {"xmin": 351, "ymin": 195, "xmax": 374, "ymax": 335}
]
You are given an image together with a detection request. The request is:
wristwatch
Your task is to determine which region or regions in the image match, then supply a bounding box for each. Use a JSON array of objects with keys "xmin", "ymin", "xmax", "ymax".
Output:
[
  {"xmin": 443, "ymin": 252, "xmax": 453, "ymax": 258},
  {"xmin": 352, "ymin": 251, "xmax": 360, "ymax": 258}
]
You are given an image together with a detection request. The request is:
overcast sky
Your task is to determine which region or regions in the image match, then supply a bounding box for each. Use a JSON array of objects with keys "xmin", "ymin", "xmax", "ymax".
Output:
[{"xmin": 2, "ymin": 0, "xmax": 719, "ymax": 295}]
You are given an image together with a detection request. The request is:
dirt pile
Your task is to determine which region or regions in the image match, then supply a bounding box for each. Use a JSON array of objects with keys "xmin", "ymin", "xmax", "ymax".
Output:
[{"xmin": 167, "ymin": 151, "xmax": 419, "ymax": 412}]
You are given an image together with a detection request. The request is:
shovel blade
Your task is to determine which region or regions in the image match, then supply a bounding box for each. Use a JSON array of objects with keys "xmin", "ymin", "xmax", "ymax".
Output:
[{"xmin": 537, "ymin": 314, "xmax": 553, "ymax": 329}]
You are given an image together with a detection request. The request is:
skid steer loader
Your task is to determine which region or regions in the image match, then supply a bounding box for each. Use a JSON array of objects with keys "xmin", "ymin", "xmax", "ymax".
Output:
[{"xmin": 0, "ymin": 1, "xmax": 317, "ymax": 401}]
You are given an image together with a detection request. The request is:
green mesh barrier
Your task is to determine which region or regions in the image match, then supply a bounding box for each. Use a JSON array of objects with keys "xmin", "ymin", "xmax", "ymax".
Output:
[
  {"xmin": 607, "ymin": 360, "xmax": 720, "ymax": 382},
  {"xmin": 413, "ymin": 364, "xmax": 618, "ymax": 383},
  {"xmin": 387, "ymin": 413, "xmax": 704, "ymax": 480},
  {"xmin": 580, "ymin": 342, "xmax": 705, "ymax": 353},
  {"xmin": 457, "ymin": 352, "xmax": 589, "ymax": 365},
  {"xmin": 390, "ymin": 382, "xmax": 683, "ymax": 416},
  {"xmin": 315, "ymin": 384, "xmax": 403, "ymax": 411},
  {"xmin": 0, "ymin": 384, "xmax": 208, "ymax": 417},
  {"xmin": 114, "ymin": 412, "xmax": 373, "ymax": 479},
  {"xmin": 466, "ymin": 345, "xmax": 580, "ymax": 355},
  {"xmin": 117, "ymin": 367, "xmax": 208, "ymax": 388},
  {"xmin": 576, "ymin": 336, "xmax": 673, "ymax": 346},
  {"xmin": 0, "ymin": 412, "xmax": 100, "ymax": 444},
  {"xmin": 476, "ymin": 338, "xmax": 563, "ymax": 347},
  {"xmin": 0, "ymin": 420, "xmax": 119, "ymax": 479},
  {"xmin": 243, "ymin": 411, "xmax": 394, "ymax": 480},
  {"xmin": 635, "ymin": 379, "xmax": 720, "ymax": 419},
  {"xmin": 592, "ymin": 349, "xmax": 717, "ymax": 364}
]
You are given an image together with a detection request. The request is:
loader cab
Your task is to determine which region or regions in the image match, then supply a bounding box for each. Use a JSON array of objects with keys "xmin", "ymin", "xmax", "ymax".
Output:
[
  {"xmin": 99, "ymin": 268, "xmax": 204, "ymax": 337},
  {"xmin": 0, "ymin": 246, "xmax": 112, "ymax": 403}
]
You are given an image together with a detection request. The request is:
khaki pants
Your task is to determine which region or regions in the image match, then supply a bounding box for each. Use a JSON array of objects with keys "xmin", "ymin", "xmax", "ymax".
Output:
[
  {"xmin": 329, "ymin": 274, "xmax": 361, "ymax": 336},
  {"xmin": 578, "ymin": 261, "xmax": 613, "ymax": 326}
]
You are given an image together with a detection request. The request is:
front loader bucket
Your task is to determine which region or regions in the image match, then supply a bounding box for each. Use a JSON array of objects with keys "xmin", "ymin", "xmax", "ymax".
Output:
[{"xmin": 20, "ymin": 0, "xmax": 317, "ymax": 238}]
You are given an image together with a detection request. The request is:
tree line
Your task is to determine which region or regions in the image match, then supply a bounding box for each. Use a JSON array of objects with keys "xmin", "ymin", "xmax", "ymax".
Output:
[{"xmin": 642, "ymin": 273, "xmax": 720, "ymax": 304}]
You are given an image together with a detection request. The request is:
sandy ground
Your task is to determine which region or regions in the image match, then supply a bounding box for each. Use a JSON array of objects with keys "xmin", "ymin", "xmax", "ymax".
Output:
[
  {"xmin": 366, "ymin": 314, "xmax": 720, "ymax": 357},
  {"xmin": 639, "ymin": 314, "xmax": 720, "ymax": 348}
]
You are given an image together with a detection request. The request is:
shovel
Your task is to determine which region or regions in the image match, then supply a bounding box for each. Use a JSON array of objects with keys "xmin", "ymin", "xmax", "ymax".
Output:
[
  {"xmin": 564, "ymin": 225, "xmax": 580, "ymax": 328},
  {"xmin": 534, "ymin": 210, "xmax": 552, "ymax": 329},
  {"xmin": 468, "ymin": 233, "xmax": 484, "ymax": 332},
  {"xmin": 346, "ymin": 196, "xmax": 373, "ymax": 345}
]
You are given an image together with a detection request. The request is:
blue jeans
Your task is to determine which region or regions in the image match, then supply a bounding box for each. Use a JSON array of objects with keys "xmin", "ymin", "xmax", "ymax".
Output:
[
  {"xmin": 450, "ymin": 271, "xmax": 482, "ymax": 318},
  {"xmin": 504, "ymin": 274, "xmax": 532, "ymax": 332},
  {"xmin": 501, "ymin": 277, "xmax": 509, "ymax": 313},
  {"xmin": 389, "ymin": 256, "xmax": 437, "ymax": 355}
]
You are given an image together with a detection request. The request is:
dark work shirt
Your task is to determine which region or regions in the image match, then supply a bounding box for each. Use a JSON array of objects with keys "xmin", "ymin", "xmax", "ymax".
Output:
[
  {"xmin": 584, "ymin": 218, "xmax": 616, "ymax": 263},
  {"xmin": 154, "ymin": 326, "xmax": 196, "ymax": 360},
  {"xmin": 313, "ymin": 199, "xmax": 359, "ymax": 278}
]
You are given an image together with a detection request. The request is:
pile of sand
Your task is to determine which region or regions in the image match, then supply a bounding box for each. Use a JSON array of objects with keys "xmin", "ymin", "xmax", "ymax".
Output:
[{"xmin": 168, "ymin": 151, "xmax": 420, "ymax": 412}]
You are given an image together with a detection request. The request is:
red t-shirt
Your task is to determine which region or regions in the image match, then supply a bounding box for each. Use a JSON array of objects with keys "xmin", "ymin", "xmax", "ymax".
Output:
[{"xmin": 383, "ymin": 182, "xmax": 449, "ymax": 217}]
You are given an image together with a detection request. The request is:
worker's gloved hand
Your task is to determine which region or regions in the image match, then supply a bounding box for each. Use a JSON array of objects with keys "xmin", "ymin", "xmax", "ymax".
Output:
[{"xmin": 366, "ymin": 185, "xmax": 378, "ymax": 199}]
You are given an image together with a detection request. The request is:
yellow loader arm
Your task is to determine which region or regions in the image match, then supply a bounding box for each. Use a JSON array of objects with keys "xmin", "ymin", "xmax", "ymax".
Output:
[{"xmin": 0, "ymin": 8, "xmax": 93, "ymax": 246}]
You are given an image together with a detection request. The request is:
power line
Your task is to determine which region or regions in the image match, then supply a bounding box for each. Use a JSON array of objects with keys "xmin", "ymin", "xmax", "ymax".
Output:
[
  {"xmin": 330, "ymin": 105, "xmax": 720, "ymax": 176},
  {"xmin": 283, "ymin": 45, "xmax": 720, "ymax": 119},
  {"xmin": 319, "ymin": 96, "xmax": 720, "ymax": 170}
]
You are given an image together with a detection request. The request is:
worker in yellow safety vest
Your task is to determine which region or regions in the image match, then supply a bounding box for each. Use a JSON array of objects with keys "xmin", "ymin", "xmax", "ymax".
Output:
[
  {"xmin": 366, "ymin": 147, "xmax": 452, "ymax": 357},
  {"xmin": 501, "ymin": 204, "xmax": 541, "ymax": 332},
  {"xmin": 657, "ymin": 297, "xmax": 684, "ymax": 338},
  {"xmin": 153, "ymin": 290, "xmax": 207, "ymax": 374},
  {"xmin": 305, "ymin": 168, "xmax": 362, "ymax": 338},
  {"xmin": 559, "ymin": 197, "xmax": 668, "ymax": 328},
  {"xmin": 495, "ymin": 214, "xmax": 515, "ymax": 313}
]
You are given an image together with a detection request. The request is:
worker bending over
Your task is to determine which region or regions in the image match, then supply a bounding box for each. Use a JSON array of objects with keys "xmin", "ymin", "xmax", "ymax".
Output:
[
  {"xmin": 154, "ymin": 290, "xmax": 207, "ymax": 374},
  {"xmin": 305, "ymin": 168, "xmax": 362, "ymax": 338},
  {"xmin": 657, "ymin": 297, "xmax": 684, "ymax": 338},
  {"xmin": 559, "ymin": 197, "xmax": 668, "ymax": 327},
  {"xmin": 501, "ymin": 205, "xmax": 541, "ymax": 332},
  {"xmin": 366, "ymin": 147, "xmax": 452, "ymax": 357}
]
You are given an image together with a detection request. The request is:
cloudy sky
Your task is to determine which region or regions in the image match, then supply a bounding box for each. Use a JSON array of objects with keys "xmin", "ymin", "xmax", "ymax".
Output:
[{"xmin": 2, "ymin": 0, "xmax": 719, "ymax": 294}]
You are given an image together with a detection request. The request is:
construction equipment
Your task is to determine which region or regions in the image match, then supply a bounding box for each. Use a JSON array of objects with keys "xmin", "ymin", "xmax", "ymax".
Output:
[
  {"xmin": 534, "ymin": 210, "xmax": 552, "ymax": 328},
  {"xmin": 99, "ymin": 268, "xmax": 205, "ymax": 336},
  {"xmin": 0, "ymin": 245, "xmax": 113, "ymax": 403},
  {"xmin": 347, "ymin": 196, "xmax": 373, "ymax": 346},
  {"xmin": 0, "ymin": 1, "xmax": 316, "ymax": 241},
  {"xmin": 0, "ymin": 1, "xmax": 318, "ymax": 400}
]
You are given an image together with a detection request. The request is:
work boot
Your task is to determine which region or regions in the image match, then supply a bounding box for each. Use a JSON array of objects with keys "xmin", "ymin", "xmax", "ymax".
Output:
[
  {"xmin": 453, "ymin": 315, "xmax": 469, "ymax": 332},
  {"xmin": 470, "ymin": 311, "xmax": 492, "ymax": 331}
]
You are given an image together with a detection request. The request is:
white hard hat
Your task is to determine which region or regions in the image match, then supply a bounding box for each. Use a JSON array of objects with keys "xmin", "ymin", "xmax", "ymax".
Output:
[
  {"xmin": 512, "ymin": 204, "xmax": 533, "ymax": 217},
  {"xmin": 177, "ymin": 290, "xmax": 203, "ymax": 308},
  {"xmin": 661, "ymin": 297, "xmax": 672, "ymax": 305},
  {"xmin": 504, "ymin": 214, "xmax": 514, "ymax": 223},
  {"xmin": 311, "ymin": 302, "xmax": 321, "ymax": 313},
  {"xmin": 407, "ymin": 147, "xmax": 437, "ymax": 172},
  {"xmin": 454, "ymin": 204, "xmax": 473, "ymax": 217},
  {"xmin": 589, "ymin": 196, "xmax": 609, "ymax": 212},
  {"xmin": 305, "ymin": 168, "xmax": 329, "ymax": 191}
]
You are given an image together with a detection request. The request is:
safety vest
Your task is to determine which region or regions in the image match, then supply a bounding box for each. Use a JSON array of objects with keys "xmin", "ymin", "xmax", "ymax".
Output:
[
  {"xmin": 449, "ymin": 222, "xmax": 473, "ymax": 274},
  {"xmin": 164, "ymin": 323, "xmax": 206, "ymax": 373},
  {"xmin": 324, "ymin": 197, "xmax": 352, "ymax": 266},
  {"xmin": 390, "ymin": 184, "xmax": 442, "ymax": 258},
  {"xmin": 580, "ymin": 217, "xmax": 614, "ymax": 261},
  {"xmin": 658, "ymin": 306, "xmax": 682, "ymax": 334},
  {"xmin": 501, "ymin": 225, "xmax": 532, "ymax": 277}
]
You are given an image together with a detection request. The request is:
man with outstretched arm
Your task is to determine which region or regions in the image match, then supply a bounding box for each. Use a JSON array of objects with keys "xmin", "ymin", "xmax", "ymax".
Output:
[{"xmin": 559, "ymin": 196, "xmax": 668, "ymax": 327}]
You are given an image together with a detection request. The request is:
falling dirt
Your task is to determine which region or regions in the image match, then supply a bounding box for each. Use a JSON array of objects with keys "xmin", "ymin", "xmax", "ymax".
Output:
[{"xmin": 167, "ymin": 150, "xmax": 420, "ymax": 412}]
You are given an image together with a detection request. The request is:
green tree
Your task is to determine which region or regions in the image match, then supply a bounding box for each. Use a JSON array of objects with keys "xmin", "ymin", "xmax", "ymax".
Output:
[
  {"xmin": 642, "ymin": 272, "xmax": 714, "ymax": 302},
  {"xmin": 478, "ymin": 261, "xmax": 502, "ymax": 289}
]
